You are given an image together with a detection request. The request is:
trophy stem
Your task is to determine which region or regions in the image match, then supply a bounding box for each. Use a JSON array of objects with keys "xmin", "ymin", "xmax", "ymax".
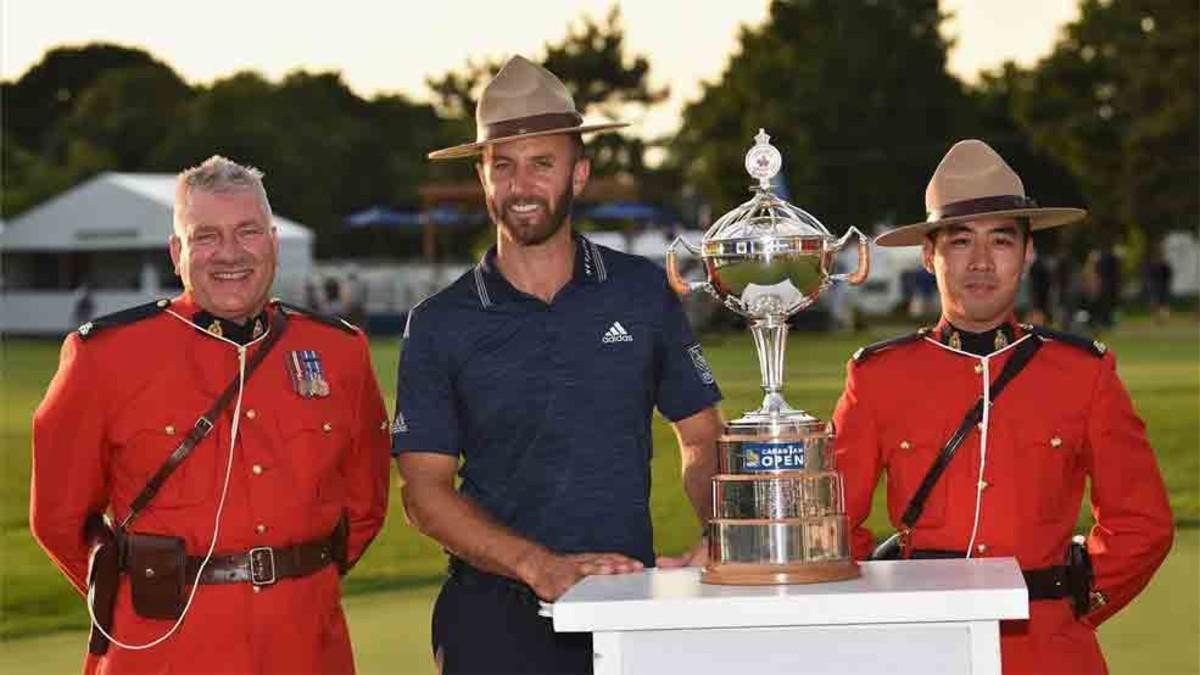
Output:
[{"xmin": 749, "ymin": 316, "xmax": 794, "ymax": 416}]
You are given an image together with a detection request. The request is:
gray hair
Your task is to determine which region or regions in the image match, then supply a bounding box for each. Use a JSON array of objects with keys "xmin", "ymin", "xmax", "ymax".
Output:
[{"xmin": 174, "ymin": 155, "xmax": 273, "ymax": 234}]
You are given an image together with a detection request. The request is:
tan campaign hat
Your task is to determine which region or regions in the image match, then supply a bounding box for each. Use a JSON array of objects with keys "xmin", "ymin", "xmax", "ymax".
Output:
[
  {"xmin": 875, "ymin": 139, "xmax": 1087, "ymax": 247},
  {"xmin": 427, "ymin": 55, "xmax": 628, "ymax": 160}
]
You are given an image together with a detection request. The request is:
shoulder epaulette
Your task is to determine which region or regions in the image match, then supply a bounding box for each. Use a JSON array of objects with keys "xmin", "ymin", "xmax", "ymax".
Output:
[
  {"xmin": 852, "ymin": 327, "xmax": 932, "ymax": 363},
  {"xmin": 274, "ymin": 300, "xmax": 358, "ymax": 335},
  {"xmin": 1024, "ymin": 324, "xmax": 1107, "ymax": 357},
  {"xmin": 77, "ymin": 298, "xmax": 171, "ymax": 339}
]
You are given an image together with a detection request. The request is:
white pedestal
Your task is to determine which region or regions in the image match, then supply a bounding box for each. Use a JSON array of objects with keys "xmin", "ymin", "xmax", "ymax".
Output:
[{"xmin": 550, "ymin": 558, "xmax": 1029, "ymax": 675}]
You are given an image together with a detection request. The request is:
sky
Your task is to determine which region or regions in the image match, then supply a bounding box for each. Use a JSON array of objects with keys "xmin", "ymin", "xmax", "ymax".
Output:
[{"xmin": 1, "ymin": 0, "xmax": 1080, "ymax": 140}]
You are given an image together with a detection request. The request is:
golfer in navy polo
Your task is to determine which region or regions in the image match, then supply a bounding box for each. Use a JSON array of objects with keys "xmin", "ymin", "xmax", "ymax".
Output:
[{"xmin": 392, "ymin": 56, "xmax": 724, "ymax": 675}]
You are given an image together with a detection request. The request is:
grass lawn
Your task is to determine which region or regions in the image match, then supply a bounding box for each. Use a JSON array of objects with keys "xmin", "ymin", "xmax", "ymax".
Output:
[{"xmin": 1, "ymin": 315, "xmax": 1197, "ymax": 671}]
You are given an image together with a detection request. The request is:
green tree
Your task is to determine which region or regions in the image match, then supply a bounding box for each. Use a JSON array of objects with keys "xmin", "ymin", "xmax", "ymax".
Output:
[
  {"xmin": 58, "ymin": 63, "xmax": 194, "ymax": 170},
  {"xmin": 1, "ymin": 44, "xmax": 177, "ymax": 217},
  {"xmin": 672, "ymin": 0, "xmax": 970, "ymax": 231},
  {"xmin": 1010, "ymin": 0, "xmax": 1199, "ymax": 241},
  {"xmin": 1, "ymin": 43, "xmax": 162, "ymax": 151},
  {"xmin": 152, "ymin": 70, "xmax": 442, "ymax": 257}
]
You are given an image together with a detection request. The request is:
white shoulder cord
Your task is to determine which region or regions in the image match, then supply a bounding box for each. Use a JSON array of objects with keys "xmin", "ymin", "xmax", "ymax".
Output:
[
  {"xmin": 87, "ymin": 310, "xmax": 268, "ymax": 650},
  {"xmin": 922, "ymin": 334, "xmax": 1032, "ymax": 559}
]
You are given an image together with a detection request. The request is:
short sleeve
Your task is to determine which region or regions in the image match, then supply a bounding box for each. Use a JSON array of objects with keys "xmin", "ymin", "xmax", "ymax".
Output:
[
  {"xmin": 654, "ymin": 276, "xmax": 722, "ymax": 421},
  {"xmin": 391, "ymin": 305, "xmax": 460, "ymax": 456}
]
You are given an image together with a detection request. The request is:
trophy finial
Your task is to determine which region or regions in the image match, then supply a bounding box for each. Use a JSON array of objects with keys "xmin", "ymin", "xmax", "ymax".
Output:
[{"xmin": 745, "ymin": 128, "xmax": 782, "ymax": 190}]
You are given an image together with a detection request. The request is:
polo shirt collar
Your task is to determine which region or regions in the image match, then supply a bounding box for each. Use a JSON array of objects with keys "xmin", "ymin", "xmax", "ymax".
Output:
[{"xmin": 473, "ymin": 234, "xmax": 608, "ymax": 308}]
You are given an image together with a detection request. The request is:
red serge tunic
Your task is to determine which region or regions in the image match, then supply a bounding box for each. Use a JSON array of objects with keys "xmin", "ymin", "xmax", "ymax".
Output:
[
  {"xmin": 832, "ymin": 320, "xmax": 1173, "ymax": 674},
  {"xmin": 31, "ymin": 295, "xmax": 391, "ymax": 674}
]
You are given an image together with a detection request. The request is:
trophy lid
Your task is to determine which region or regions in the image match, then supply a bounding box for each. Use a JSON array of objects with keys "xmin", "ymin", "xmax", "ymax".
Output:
[{"xmin": 703, "ymin": 129, "xmax": 835, "ymax": 251}]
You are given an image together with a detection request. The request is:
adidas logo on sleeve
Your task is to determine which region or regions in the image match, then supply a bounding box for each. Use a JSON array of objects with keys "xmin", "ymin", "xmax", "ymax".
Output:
[{"xmin": 601, "ymin": 321, "xmax": 634, "ymax": 344}]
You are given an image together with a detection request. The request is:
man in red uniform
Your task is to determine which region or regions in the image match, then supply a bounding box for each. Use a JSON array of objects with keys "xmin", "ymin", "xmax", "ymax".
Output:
[
  {"xmin": 31, "ymin": 156, "xmax": 391, "ymax": 674},
  {"xmin": 833, "ymin": 140, "xmax": 1173, "ymax": 674}
]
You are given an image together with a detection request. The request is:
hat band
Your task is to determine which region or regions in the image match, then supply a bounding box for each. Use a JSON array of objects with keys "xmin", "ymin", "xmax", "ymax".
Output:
[
  {"xmin": 481, "ymin": 112, "xmax": 584, "ymax": 143},
  {"xmin": 928, "ymin": 194, "xmax": 1039, "ymax": 222}
]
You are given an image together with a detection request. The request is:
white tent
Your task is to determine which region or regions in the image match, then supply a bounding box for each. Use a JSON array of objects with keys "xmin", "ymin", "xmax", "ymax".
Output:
[{"xmin": 0, "ymin": 172, "xmax": 314, "ymax": 335}]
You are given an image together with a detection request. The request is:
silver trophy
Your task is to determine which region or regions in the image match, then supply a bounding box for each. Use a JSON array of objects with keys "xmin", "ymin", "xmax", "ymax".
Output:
[{"xmin": 667, "ymin": 129, "xmax": 869, "ymax": 584}]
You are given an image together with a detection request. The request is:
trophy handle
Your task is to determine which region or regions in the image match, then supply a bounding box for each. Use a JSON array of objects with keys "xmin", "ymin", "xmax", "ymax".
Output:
[
  {"xmin": 666, "ymin": 236, "xmax": 712, "ymax": 296},
  {"xmin": 828, "ymin": 226, "xmax": 871, "ymax": 286}
]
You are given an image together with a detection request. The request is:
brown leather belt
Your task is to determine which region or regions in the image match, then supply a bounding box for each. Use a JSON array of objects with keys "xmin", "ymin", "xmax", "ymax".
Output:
[{"xmin": 186, "ymin": 535, "xmax": 336, "ymax": 586}]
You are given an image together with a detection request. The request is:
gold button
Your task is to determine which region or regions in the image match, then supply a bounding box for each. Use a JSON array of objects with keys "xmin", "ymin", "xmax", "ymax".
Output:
[
  {"xmin": 1050, "ymin": 436, "xmax": 1063, "ymax": 448},
  {"xmin": 164, "ymin": 425, "xmax": 176, "ymax": 436},
  {"xmin": 252, "ymin": 585, "xmax": 262, "ymax": 594},
  {"xmin": 144, "ymin": 568, "xmax": 156, "ymax": 578},
  {"xmin": 255, "ymin": 524, "xmax": 267, "ymax": 535},
  {"xmin": 251, "ymin": 464, "xmax": 264, "ymax": 476},
  {"xmin": 379, "ymin": 420, "xmax": 389, "ymax": 432},
  {"xmin": 899, "ymin": 440, "xmax": 911, "ymax": 450},
  {"xmin": 973, "ymin": 363, "xmax": 983, "ymax": 374},
  {"xmin": 976, "ymin": 543, "xmax": 988, "ymax": 554},
  {"xmin": 245, "ymin": 409, "xmax": 257, "ymax": 420},
  {"xmin": 978, "ymin": 480, "xmax": 989, "ymax": 490},
  {"xmin": 322, "ymin": 422, "xmax": 333, "ymax": 433}
]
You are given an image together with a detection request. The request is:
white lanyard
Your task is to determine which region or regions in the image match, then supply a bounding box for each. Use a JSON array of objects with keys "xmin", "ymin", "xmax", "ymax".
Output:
[
  {"xmin": 88, "ymin": 312, "xmax": 268, "ymax": 650},
  {"xmin": 922, "ymin": 334, "xmax": 1032, "ymax": 558}
]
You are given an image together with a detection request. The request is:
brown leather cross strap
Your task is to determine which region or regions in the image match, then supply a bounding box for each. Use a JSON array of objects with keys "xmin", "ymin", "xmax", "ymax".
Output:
[
  {"xmin": 120, "ymin": 309, "xmax": 288, "ymax": 530},
  {"xmin": 187, "ymin": 534, "xmax": 336, "ymax": 586}
]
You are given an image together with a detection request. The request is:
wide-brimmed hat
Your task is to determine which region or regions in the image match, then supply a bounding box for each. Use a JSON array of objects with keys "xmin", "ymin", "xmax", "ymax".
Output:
[
  {"xmin": 427, "ymin": 55, "xmax": 628, "ymax": 160},
  {"xmin": 874, "ymin": 139, "xmax": 1087, "ymax": 247}
]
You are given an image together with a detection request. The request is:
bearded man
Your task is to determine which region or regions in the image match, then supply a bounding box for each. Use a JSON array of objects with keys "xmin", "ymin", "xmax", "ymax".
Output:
[{"xmin": 391, "ymin": 56, "xmax": 724, "ymax": 675}]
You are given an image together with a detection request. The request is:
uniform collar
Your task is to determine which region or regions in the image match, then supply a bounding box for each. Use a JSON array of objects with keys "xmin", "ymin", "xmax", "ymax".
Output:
[
  {"xmin": 473, "ymin": 233, "xmax": 608, "ymax": 308},
  {"xmin": 174, "ymin": 293, "xmax": 270, "ymax": 345},
  {"xmin": 932, "ymin": 316, "xmax": 1024, "ymax": 356}
]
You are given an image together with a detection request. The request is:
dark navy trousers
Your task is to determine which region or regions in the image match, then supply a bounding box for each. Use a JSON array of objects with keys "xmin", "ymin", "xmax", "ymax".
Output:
[{"xmin": 431, "ymin": 564, "xmax": 593, "ymax": 675}]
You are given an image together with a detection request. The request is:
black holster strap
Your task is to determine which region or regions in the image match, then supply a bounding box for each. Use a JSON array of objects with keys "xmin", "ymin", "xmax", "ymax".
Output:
[
  {"xmin": 1024, "ymin": 566, "xmax": 1071, "ymax": 601},
  {"xmin": 185, "ymin": 534, "xmax": 336, "ymax": 585},
  {"xmin": 909, "ymin": 550, "xmax": 1069, "ymax": 601}
]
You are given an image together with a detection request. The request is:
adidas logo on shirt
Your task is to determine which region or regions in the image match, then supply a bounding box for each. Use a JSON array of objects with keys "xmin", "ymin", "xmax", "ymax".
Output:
[{"xmin": 602, "ymin": 321, "xmax": 634, "ymax": 344}]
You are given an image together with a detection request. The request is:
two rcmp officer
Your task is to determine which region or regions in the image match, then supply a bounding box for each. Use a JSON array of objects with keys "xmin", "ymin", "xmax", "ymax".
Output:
[
  {"xmin": 392, "ymin": 56, "xmax": 724, "ymax": 674},
  {"xmin": 31, "ymin": 156, "xmax": 392, "ymax": 674},
  {"xmin": 832, "ymin": 140, "xmax": 1174, "ymax": 674}
]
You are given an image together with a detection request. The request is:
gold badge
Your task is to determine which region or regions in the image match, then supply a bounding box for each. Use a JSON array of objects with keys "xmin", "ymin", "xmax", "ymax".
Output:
[
  {"xmin": 994, "ymin": 331, "xmax": 1008, "ymax": 351},
  {"xmin": 207, "ymin": 320, "xmax": 223, "ymax": 338},
  {"xmin": 949, "ymin": 331, "xmax": 962, "ymax": 351}
]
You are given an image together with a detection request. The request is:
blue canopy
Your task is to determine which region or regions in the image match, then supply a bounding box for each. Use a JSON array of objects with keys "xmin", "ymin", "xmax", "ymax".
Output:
[
  {"xmin": 576, "ymin": 201, "xmax": 676, "ymax": 224},
  {"xmin": 344, "ymin": 205, "xmax": 483, "ymax": 229}
]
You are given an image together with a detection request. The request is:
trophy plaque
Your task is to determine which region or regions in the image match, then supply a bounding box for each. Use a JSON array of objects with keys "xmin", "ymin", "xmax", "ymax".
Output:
[{"xmin": 666, "ymin": 129, "xmax": 870, "ymax": 585}]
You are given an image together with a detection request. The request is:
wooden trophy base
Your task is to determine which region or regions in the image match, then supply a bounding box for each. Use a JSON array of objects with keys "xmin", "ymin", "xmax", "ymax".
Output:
[{"xmin": 701, "ymin": 560, "xmax": 861, "ymax": 586}]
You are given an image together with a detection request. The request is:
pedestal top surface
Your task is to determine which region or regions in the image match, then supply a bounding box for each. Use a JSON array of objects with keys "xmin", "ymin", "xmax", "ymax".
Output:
[{"xmin": 551, "ymin": 558, "xmax": 1029, "ymax": 632}]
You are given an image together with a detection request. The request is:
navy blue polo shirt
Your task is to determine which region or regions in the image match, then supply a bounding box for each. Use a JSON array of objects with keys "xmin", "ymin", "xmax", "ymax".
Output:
[{"xmin": 392, "ymin": 235, "xmax": 722, "ymax": 566}]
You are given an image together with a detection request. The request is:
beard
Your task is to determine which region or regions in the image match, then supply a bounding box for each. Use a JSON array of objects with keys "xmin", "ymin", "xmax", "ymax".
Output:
[{"xmin": 488, "ymin": 180, "xmax": 574, "ymax": 247}]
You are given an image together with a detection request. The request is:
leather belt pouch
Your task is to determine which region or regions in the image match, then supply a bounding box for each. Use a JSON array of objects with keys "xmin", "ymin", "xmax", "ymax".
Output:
[{"xmin": 126, "ymin": 532, "xmax": 187, "ymax": 620}]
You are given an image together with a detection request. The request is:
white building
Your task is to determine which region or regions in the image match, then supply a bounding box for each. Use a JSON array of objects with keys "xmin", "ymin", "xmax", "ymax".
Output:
[{"xmin": 0, "ymin": 172, "xmax": 314, "ymax": 335}]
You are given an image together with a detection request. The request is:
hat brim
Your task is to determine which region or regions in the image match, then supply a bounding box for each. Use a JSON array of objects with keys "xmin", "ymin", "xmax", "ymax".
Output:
[
  {"xmin": 874, "ymin": 207, "xmax": 1088, "ymax": 247},
  {"xmin": 428, "ymin": 122, "xmax": 630, "ymax": 160}
]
